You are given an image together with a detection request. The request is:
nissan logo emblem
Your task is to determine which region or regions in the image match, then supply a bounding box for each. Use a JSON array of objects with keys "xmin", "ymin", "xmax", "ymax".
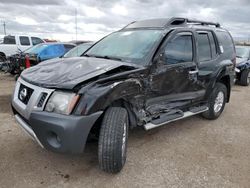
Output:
[{"xmin": 19, "ymin": 88, "xmax": 28, "ymax": 101}]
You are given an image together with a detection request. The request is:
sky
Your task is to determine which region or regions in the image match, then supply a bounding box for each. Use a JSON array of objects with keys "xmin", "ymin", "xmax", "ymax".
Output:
[{"xmin": 0, "ymin": 0, "xmax": 249, "ymax": 42}]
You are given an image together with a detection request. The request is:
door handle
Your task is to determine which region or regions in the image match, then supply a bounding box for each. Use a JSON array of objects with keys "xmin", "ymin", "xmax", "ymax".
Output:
[{"xmin": 189, "ymin": 69, "xmax": 198, "ymax": 74}]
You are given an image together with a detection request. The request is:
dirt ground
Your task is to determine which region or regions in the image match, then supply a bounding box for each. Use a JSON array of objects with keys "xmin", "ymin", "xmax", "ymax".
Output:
[{"xmin": 0, "ymin": 72, "xmax": 249, "ymax": 188}]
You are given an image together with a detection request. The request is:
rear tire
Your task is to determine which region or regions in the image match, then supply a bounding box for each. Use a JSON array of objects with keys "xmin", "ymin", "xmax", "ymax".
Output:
[
  {"xmin": 98, "ymin": 107, "xmax": 129, "ymax": 173},
  {"xmin": 239, "ymin": 69, "xmax": 250, "ymax": 86},
  {"xmin": 202, "ymin": 83, "xmax": 227, "ymax": 120},
  {"xmin": 0, "ymin": 55, "xmax": 6, "ymax": 63}
]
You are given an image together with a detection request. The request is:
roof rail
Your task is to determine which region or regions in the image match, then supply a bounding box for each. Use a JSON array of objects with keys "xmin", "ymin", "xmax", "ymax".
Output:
[
  {"xmin": 168, "ymin": 17, "xmax": 220, "ymax": 28},
  {"xmin": 186, "ymin": 19, "xmax": 220, "ymax": 27}
]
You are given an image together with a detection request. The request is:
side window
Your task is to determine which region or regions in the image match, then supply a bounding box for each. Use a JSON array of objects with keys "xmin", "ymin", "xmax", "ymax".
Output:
[
  {"xmin": 3, "ymin": 36, "xmax": 16, "ymax": 44},
  {"xmin": 215, "ymin": 31, "xmax": 235, "ymax": 55},
  {"xmin": 19, "ymin": 36, "xmax": 30, "ymax": 46},
  {"xmin": 31, "ymin": 37, "xmax": 44, "ymax": 45},
  {"xmin": 197, "ymin": 33, "xmax": 211, "ymax": 62},
  {"xmin": 164, "ymin": 34, "xmax": 193, "ymax": 64}
]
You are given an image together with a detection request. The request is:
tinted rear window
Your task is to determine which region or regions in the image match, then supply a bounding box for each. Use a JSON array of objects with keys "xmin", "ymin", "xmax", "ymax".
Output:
[
  {"xmin": 197, "ymin": 33, "xmax": 211, "ymax": 62},
  {"xmin": 215, "ymin": 31, "xmax": 235, "ymax": 55}
]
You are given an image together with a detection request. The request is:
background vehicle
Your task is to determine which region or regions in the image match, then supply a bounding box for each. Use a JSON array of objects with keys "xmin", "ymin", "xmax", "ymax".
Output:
[
  {"xmin": 63, "ymin": 42, "xmax": 94, "ymax": 58},
  {"xmin": 8, "ymin": 42, "xmax": 76, "ymax": 75},
  {"xmin": 12, "ymin": 18, "xmax": 235, "ymax": 173},
  {"xmin": 235, "ymin": 46, "xmax": 250, "ymax": 86},
  {"xmin": 0, "ymin": 35, "xmax": 44, "ymax": 61}
]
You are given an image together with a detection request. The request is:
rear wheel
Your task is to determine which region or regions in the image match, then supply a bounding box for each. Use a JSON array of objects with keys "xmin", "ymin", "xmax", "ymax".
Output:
[
  {"xmin": 239, "ymin": 69, "xmax": 250, "ymax": 86},
  {"xmin": 202, "ymin": 83, "xmax": 227, "ymax": 120},
  {"xmin": 0, "ymin": 55, "xmax": 5, "ymax": 63},
  {"xmin": 98, "ymin": 107, "xmax": 129, "ymax": 173}
]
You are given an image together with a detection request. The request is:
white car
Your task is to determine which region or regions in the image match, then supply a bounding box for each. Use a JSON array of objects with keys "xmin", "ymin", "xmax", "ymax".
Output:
[{"xmin": 0, "ymin": 35, "xmax": 44, "ymax": 61}]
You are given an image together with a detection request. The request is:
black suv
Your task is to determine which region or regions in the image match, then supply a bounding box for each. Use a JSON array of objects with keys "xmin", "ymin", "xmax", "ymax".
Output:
[
  {"xmin": 235, "ymin": 45, "xmax": 250, "ymax": 86},
  {"xmin": 12, "ymin": 18, "xmax": 235, "ymax": 173}
]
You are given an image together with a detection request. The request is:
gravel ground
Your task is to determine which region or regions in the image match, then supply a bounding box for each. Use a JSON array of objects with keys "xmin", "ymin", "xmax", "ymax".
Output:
[{"xmin": 0, "ymin": 72, "xmax": 249, "ymax": 188}]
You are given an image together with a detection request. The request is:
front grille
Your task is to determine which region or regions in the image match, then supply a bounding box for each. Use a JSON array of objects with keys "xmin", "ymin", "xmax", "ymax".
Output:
[
  {"xmin": 37, "ymin": 92, "xmax": 48, "ymax": 107},
  {"xmin": 18, "ymin": 84, "xmax": 34, "ymax": 105}
]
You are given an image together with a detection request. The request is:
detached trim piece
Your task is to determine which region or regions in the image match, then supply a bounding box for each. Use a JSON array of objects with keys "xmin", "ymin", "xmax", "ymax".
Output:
[{"xmin": 14, "ymin": 114, "xmax": 44, "ymax": 148}]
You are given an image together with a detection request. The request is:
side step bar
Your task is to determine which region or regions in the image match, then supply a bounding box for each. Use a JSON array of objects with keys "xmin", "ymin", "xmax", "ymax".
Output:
[{"xmin": 144, "ymin": 107, "xmax": 208, "ymax": 130}]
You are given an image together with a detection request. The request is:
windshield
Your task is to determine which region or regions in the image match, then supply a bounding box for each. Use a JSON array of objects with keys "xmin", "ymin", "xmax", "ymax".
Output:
[
  {"xmin": 64, "ymin": 43, "xmax": 93, "ymax": 58},
  {"xmin": 236, "ymin": 47, "xmax": 250, "ymax": 58},
  {"xmin": 85, "ymin": 30, "xmax": 162, "ymax": 64},
  {"xmin": 25, "ymin": 43, "xmax": 48, "ymax": 54}
]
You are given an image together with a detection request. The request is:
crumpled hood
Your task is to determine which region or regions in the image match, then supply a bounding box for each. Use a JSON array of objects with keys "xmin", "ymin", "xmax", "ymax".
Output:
[{"xmin": 21, "ymin": 57, "xmax": 137, "ymax": 89}]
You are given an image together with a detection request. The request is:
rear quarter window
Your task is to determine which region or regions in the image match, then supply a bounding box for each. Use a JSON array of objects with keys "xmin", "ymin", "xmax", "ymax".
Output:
[{"xmin": 215, "ymin": 31, "xmax": 235, "ymax": 56}]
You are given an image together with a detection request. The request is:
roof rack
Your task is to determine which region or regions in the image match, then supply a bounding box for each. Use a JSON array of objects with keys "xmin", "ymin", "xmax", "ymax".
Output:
[
  {"xmin": 122, "ymin": 17, "xmax": 221, "ymax": 30},
  {"xmin": 168, "ymin": 17, "xmax": 221, "ymax": 28},
  {"xmin": 186, "ymin": 18, "xmax": 220, "ymax": 27}
]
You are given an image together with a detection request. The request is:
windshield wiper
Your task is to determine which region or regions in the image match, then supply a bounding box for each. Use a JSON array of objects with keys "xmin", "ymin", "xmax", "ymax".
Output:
[
  {"xmin": 98, "ymin": 55, "xmax": 123, "ymax": 61},
  {"xmin": 84, "ymin": 54, "xmax": 123, "ymax": 61},
  {"xmin": 236, "ymin": 55, "xmax": 243, "ymax": 58}
]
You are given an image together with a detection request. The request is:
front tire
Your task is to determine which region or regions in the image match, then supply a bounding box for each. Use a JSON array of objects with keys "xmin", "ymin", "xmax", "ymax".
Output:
[
  {"xmin": 202, "ymin": 83, "xmax": 227, "ymax": 120},
  {"xmin": 239, "ymin": 69, "xmax": 250, "ymax": 86},
  {"xmin": 98, "ymin": 107, "xmax": 129, "ymax": 173}
]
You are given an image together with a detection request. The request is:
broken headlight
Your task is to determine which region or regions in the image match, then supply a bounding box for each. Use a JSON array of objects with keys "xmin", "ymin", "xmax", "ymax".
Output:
[{"xmin": 45, "ymin": 91, "xmax": 79, "ymax": 115}]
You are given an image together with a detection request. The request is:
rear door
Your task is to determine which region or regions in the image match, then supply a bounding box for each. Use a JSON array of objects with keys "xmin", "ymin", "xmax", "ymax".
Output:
[
  {"xmin": 196, "ymin": 30, "xmax": 220, "ymax": 98},
  {"xmin": 147, "ymin": 30, "xmax": 205, "ymax": 108}
]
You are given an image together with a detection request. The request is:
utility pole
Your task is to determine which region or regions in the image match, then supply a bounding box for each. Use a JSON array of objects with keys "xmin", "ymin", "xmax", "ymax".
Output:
[
  {"xmin": 3, "ymin": 21, "xmax": 6, "ymax": 35},
  {"xmin": 75, "ymin": 8, "xmax": 78, "ymax": 42}
]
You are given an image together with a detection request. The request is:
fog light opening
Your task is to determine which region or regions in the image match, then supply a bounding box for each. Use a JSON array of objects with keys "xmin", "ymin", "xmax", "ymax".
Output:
[{"xmin": 47, "ymin": 131, "xmax": 62, "ymax": 149}]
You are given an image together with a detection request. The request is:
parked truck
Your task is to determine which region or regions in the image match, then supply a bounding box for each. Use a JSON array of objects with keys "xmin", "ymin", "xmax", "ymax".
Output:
[{"xmin": 0, "ymin": 35, "xmax": 44, "ymax": 61}]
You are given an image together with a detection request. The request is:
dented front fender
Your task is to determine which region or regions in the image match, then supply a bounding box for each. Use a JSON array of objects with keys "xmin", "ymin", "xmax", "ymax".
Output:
[{"xmin": 73, "ymin": 78, "xmax": 142, "ymax": 115}]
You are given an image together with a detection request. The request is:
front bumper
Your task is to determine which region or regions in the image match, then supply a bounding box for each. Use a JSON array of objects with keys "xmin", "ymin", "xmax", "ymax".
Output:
[
  {"xmin": 13, "ymin": 107, "xmax": 102, "ymax": 154},
  {"xmin": 12, "ymin": 77, "xmax": 103, "ymax": 154}
]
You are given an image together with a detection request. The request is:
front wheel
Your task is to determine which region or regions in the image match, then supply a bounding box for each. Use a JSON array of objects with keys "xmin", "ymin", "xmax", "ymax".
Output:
[
  {"xmin": 202, "ymin": 83, "xmax": 227, "ymax": 120},
  {"xmin": 98, "ymin": 107, "xmax": 129, "ymax": 173}
]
